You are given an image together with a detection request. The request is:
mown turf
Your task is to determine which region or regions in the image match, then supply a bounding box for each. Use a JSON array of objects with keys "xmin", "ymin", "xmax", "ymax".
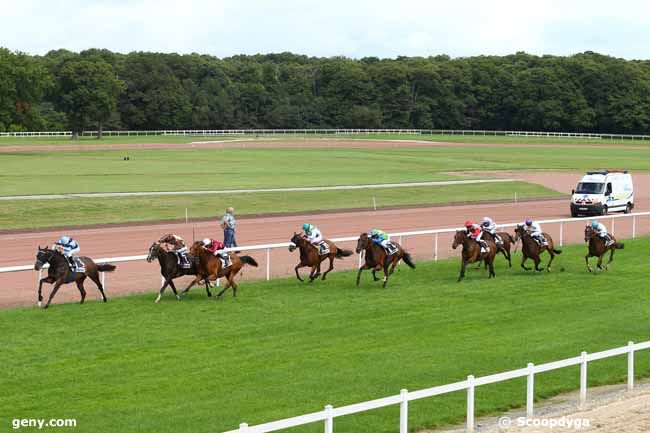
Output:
[
  {"xmin": 2, "ymin": 238, "xmax": 649, "ymax": 433},
  {"xmin": 0, "ymin": 181, "xmax": 559, "ymax": 230}
]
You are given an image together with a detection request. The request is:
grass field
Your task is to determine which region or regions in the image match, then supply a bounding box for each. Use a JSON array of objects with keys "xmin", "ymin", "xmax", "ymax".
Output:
[
  {"xmin": 2, "ymin": 238, "xmax": 649, "ymax": 433},
  {"xmin": 0, "ymin": 181, "xmax": 559, "ymax": 230}
]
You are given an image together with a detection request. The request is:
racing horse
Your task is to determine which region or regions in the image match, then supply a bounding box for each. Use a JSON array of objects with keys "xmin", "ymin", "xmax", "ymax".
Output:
[
  {"xmin": 480, "ymin": 231, "xmax": 515, "ymax": 267},
  {"xmin": 514, "ymin": 225, "xmax": 562, "ymax": 272},
  {"xmin": 183, "ymin": 241, "xmax": 259, "ymax": 299},
  {"xmin": 452, "ymin": 230, "xmax": 496, "ymax": 282},
  {"xmin": 289, "ymin": 233, "xmax": 354, "ymax": 282},
  {"xmin": 147, "ymin": 242, "xmax": 205, "ymax": 303},
  {"xmin": 584, "ymin": 225, "xmax": 624, "ymax": 272},
  {"xmin": 355, "ymin": 233, "xmax": 415, "ymax": 288},
  {"xmin": 34, "ymin": 246, "xmax": 116, "ymax": 308}
]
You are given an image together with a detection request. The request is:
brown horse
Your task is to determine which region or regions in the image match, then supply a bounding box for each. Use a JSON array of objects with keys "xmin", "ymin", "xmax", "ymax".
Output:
[
  {"xmin": 514, "ymin": 225, "xmax": 562, "ymax": 272},
  {"xmin": 452, "ymin": 231, "xmax": 496, "ymax": 282},
  {"xmin": 479, "ymin": 231, "xmax": 515, "ymax": 268},
  {"xmin": 584, "ymin": 225, "xmax": 624, "ymax": 272},
  {"xmin": 355, "ymin": 233, "xmax": 415, "ymax": 288},
  {"xmin": 182, "ymin": 242, "xmax": 258, "ymax": 299},
  {"xmin": 34, "ymin": 246, "xmax": 116, "ymax": 308},
  {"xmin": 289, "ymin": 233, "xmax": 354, "ymax": 282}
]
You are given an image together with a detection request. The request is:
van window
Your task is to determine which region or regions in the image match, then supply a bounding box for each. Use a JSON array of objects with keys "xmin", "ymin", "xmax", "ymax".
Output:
[
  {"xmin": 576, "ymin": 182, "xmax": 604, "ymax": 194},
  {"xmin": 606, "ymin": 183, "xmax": 613, "ymax": 195}
]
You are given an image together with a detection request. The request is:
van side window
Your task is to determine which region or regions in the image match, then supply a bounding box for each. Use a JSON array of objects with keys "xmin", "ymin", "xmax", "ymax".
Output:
[{"xmin": 606, "ymin": 183, "xmax": 612, "ymax": 195}]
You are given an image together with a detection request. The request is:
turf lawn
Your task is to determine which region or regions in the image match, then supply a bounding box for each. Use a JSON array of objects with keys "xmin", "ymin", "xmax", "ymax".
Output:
[{"xmin": 1, "ymin": 238, "xmax": 649, "ymax": 433}]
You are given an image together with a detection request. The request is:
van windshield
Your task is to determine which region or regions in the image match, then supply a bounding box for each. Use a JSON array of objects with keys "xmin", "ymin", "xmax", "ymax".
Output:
[{"xmin": 576, "ymin": 182, "xmax": 605, "ymax": 194}]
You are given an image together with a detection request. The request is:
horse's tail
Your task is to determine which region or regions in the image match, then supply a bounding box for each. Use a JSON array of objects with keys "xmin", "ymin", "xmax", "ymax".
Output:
[
  {"xmin": 97, "ymin": 263, "xmax": 117, "ymax": 272},
  {"xmin": 336, "ymin": 248, "xmax": 354, "ymax": 259},
  {"xmin": 240, "ymin": 256, "xmax": 259, "ymax": 267},
  {"xmin": 552, "ymin": 248, "xmax": 562, "ymax": 255},
  {"xmin": 615, "ymin": 242, "xmax": 625, "ymax": 249},
  {"xmin": 402, "ymin": 252, "xmax": 416, "ymax": 269}
]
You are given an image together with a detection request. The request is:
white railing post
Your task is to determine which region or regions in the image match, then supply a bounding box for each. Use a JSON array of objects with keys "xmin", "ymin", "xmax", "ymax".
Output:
[
  {"xmin": 434, "ymin": 233, "xmax": 438, "ymax": 261},
  {"xmin": 38, "ymin": 268, "xmax": 42, "ymax": 285},
  {"xmin": 466, "ymin": 375, "xmax": 475, "ymax": 433},
  {"xmin": 628, "ymin": 341, "xmax": 635, "ymax": 391},
  {"xmin": 101, "ymin": 272, "xmax": 106, "ymax": 289},
  {"xmin": 324, "ymin": 405, "xmax": 333, "ymax": 433},
  {"xmin": 632, "ymin": 215, "xmax": 636, "ymax": 238},
  {"xmin": 580, "ymin": 351, "xmax": 588, "ymax": 406},
  {"xmin": 559, "ymin": 221, "xmax": 564, "ymax": 247},
  {"xmin": 400, "ymin": 389, "xmax": 408, "ymax": 433},
  {"xmin": 611, "ymin": 217, "xmax": 615, "ymax": 236},
  {"xmin": 161, "ymin": 275, "xmax": 165, "ymax": 287},
  {"xmin": 239, "ymin": 423, "xmax": 248, "ymax": 433},
  {"xmin": 526, "ymin": 362, "xmax": 535, "ymax": 416},
  {"xmin": 266, "ymin": 248, "xmax": 271, "ymax": 281}
]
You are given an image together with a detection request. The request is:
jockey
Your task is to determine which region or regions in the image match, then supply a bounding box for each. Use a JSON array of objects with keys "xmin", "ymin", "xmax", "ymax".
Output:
[
  {"xmin": 369, "ymin": 228, "xmax": 392, "ymax": 252},
  {"xmin": 523, "ymin": 218, "xmax": 548, "ymax": 247},
  {"xmin": 481, "ymin": 216, "xmax": 503, "ymax": 247},
  {"xmin": 201, "ymin": 238, "xmax": 231, "ymax": 267},
  {"xmin": 303, "ymin": 223, "xmax": 327, "ymax": 254},
  {"xmin": 465, "ymin": 220, "xmax": 489, "ymax": 254},
  {"xmin": 158, "ymin": 233, "xmax": 190, "ymax": 267},
  {"xmin": 54, "ymin": 235, "xmax": 80, "ymax": 269},
  {"xmin": 591, "ymin": 220, "xmax": 614, "ymax": 246}
]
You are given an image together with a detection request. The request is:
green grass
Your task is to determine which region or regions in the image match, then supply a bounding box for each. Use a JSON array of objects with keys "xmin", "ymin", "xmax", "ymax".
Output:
[
  {"xmin": 2, "ymin": 238, "xmax": 649, "ymax": 433},
  {"xmin": 0, "ymin": 181, "xmax": 560, "ymax": 230}
]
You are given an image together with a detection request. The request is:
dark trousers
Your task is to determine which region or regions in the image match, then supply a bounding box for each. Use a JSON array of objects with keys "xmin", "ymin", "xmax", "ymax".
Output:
[{"xmin": 224, "ymin": 229, "xmax": 237, "ymax": 248}]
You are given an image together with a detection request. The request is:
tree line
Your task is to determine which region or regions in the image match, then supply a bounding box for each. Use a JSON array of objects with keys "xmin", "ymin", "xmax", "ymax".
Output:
[{"xmin": 1, "ymin": 48, "xmax": 649, "ymax": 137}]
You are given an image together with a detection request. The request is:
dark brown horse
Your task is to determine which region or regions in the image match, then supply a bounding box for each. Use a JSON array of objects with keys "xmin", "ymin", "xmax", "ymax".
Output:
[
  {"xmin": 479, "ymin": 231, "xmax": 515, "ymax": 268},
  {"xmin": 584, "ymin": 225, "xmax": 624, "ymax": 272},
  {"xmin": 355, "ymin": 233, "xmax": 415, "ymax": 288},
  {"xmin": 183, "ymin": 242, "xmax": 258, "ymax": 299},
  {"xmin": 514, "ymin": 225, "xmax": 562, "ymax": 272},
  {"xmin": 289, "ymin": 233, "xmax": 353, "ymax": 282},
  {"xmin": 452, "ymin": 231, "xmax": 496, "ymax": 282},
  {"xmin": 34, "ymin": 247, "xmax": 115, "ymax": 308},
  {"xmin": 147, "ymin": 242, "xmax": 203, "ymax": 303}
]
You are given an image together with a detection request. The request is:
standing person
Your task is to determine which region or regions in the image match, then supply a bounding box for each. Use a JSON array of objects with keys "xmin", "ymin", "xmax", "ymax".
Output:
[{"xmin": 221, "ymin": 207, "xmax": 237, "ymax": 248}]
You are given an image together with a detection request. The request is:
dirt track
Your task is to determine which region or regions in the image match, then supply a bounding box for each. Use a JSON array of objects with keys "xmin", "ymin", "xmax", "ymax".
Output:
[{"xmin": 3, "ymin": 159, "xmax": 650, "ymax": 309}]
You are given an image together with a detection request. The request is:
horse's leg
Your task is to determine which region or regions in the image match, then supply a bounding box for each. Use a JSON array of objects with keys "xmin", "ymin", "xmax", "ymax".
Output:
[
  {"xmin": 585, "ymin": 254, "xmax": 593, "ymax": 272},
  {"xmin": 87, "ymin": 272, "xmax": 107, "ymax": 303},
  {"xmin": 204, "ymin": 278, "xmax": 212, "ymax": 297},
  {"xmin": 169, "ymin": 279, "xmax": 181, "ymax": 300},
  {"xmin": 308, "ymin": 265, "xmax": 319, "ymax": 283},
  {"xmin": 322, "ymin": 256, "xmax": 335, "ymax": 280},
  {"xmin": 606, "ymin": 248, "xmax": 615, "ymax": 269},
  {"xmin": 294, "ymin": 263, "xmax": 305, "ymax": 282},
  {"xmin": 488, "ymin": 258, "xmax": 496, "ymax": 278},
  {"xmin": 43, "ymin": 280, "xmax": 64, "ymax": 309},
  {"xmin": 75, "ymin": 278, "xmax": 87, "ymax": 304},
  {"xmin": 181, "ymin": 275, "xmax": 202, "ymax": 297},
  {"xmin": 38, "ymin": 276, "xmax": 55, "ymax": 307},
  {"xmin": 545, "ymin": 250, "xmax": 556, "ymax": 271},
  {"xmin": 356, "ymin": 265, "xmax": 368, "ymax": 287},
  {"xmin": 216, "ymin": 278, "xmax": 231, "ymax": 299},
  {"xmin": 458, "ymin": 261, "xmax": 468, "ymax": 282},
  {"xmin": 372, "ymin": 268, "xmax": 379, "ymax": 281},
  {"xmin": 597, "ymin": 254, "xmax": 604, "ymax": 271},
  {"xmin": 534, "ymin": 255, "xmax": 543, "ymax": 272},
  {"xmin": 382, "ymin": 260, "xmax": 391, "ymax": 288},
  {"xmin": 155, "ymin": 277, "xmax": 171, "ymax": 303},
  {"xmin": 520, "ymin": 256, "xmax": 531, "ymax": 271},
  {"xmin": 230, "ymin": 276, "xmax": 238, "ymax": 297}
]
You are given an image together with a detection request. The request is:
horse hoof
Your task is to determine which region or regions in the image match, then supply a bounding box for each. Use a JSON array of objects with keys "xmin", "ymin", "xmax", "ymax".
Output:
[{"xmin": 38, "ymin": 301, "xmax": 42, "ymax": 308}]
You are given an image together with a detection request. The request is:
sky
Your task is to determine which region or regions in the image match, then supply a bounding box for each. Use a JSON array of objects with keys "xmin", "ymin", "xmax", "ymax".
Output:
[{"xmin": 1, "ymin": 0, "xmax": 649, "ymax": 59}]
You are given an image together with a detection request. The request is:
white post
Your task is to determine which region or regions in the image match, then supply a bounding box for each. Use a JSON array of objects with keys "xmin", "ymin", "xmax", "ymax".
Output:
[
  {"xmin": 38, "ymin": 268, "xmax": 42, "ymax": 285},
  {"xmin": 161, "ymin": 275, "xmax": 165, "ymax": 286},
  {"xmin": 324, "ymin": 405, "xmax": 333, "ymax": 433},
  {"xmin": 580, "ymin": 351, "xmax": 588, "ymax": 406},
  {"xmin": 434, "ymin": 233, "xmax": 439, "ymax": 261},
  {"xmin": 358, "ymin": 249, "xmax": 364, "ymax": 267},
  {"xmin": 628, "ymin": 341, "xmax": 635, "ymax": 391},
  {"xmin": 185, "ymin": 208, "xmax": 188, "ymax": 224},
  {"xmin": 466, "ymin": 375, "xmax": 475, "ymax": 433},
  {"xmin": 559, "ymin": 221, "xmax": 564, "ymax": 247},
  {"xmin": 373, "ymin": 196, "xmax": 377, "ymax": 211},
  {"xmin": 101, "ymin": 272, "xmax": 106, "ymax": 289},
  {"xmin": 400, "ymin": 389, "xmax": 408, "ymax": 433},
  {"xmin": 632, "ymin": 215, "xmax": 636, "ymax": 239},
  {"xmin": 514, "ymin": 191, "xmax": 517, "ymax": 203},
  {"xmin": 527, "ymin": 362, "xmax": 535, "ymax": 416},
  {"xmin": 611, "ymin": 217, "xmax": 615, "ymax": 236},
  {"xmin": 239, "ymin": 423, "xmax": 248, "ymax": 433},
  {"xmin": 266, "ymin": 248, "xmax": 271, "ymax": 281}
]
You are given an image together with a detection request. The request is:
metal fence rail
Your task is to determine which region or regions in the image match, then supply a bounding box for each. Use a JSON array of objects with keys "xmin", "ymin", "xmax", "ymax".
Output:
[
  {"xmin": 1, "ymin": 128, "xmax": 649, "ymax": 140},
  {"xmin": 222, "ymin": 340, "xmax": 650, "ymax": 433}
]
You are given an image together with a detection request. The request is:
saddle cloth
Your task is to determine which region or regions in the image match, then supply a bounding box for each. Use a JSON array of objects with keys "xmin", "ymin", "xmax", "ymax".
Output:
[
  {"xmin": 385, "ymin": 242, "xmax": 398, "ymax": 256},
  {"xmin": 176, "ymin": 252, "xmax": 192, "ymax": 269},
  {"xmin": 318, "ymin": 241, "xmax": 330, "ymax": 256},
  {"xmin": 218, "ymin": 254, "xmax": 232, "ymax": 269},
  {"xmin": 64, "ymin": 257, "xmax": 86, "ymax": 283}
]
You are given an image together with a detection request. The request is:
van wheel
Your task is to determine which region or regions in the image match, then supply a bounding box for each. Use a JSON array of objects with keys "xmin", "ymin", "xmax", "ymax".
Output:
[
  {"xmin": 624, "ymin": 203, "xmax": 632, "ymax": 214},
  {"xmin": 602, "ymin": 206, "xmax": 608, "ymax": 216}
]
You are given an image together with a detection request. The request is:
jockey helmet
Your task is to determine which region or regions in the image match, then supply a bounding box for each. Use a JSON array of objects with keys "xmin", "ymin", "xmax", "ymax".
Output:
[
  {"xmin": 482, "ymin": 216, "xmax": 490, "ymax": 223},
  {"xmin": 59, "ymin": 235, "xmax": 71, "ymax": 244},
  {"xmin": 202, "ymin": 238, "xmax": 211, "ymax": 247},
  {"xmin": 302, "ymin": 223, "xmax": 310, "ymax": 231},
  {"xmin": 525, "ymin": 218, "xmax": 533, "ymax": 226},
  {"xmin": 369, "ymin": 229, "xmax": 378, "ymax": 238},
  {"xmin": 465, "ymin": 220, "xmax": 473, "ymax": 228},
  {"xmin": 591, "ymin": 221, "xmax": 599, "ymax": 228}
]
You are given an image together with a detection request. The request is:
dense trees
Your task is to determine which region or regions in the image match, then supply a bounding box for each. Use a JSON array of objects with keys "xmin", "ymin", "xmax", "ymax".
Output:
[{"xmin": 0, "ymin": 48, "xmax": 649, "ymax": 134}]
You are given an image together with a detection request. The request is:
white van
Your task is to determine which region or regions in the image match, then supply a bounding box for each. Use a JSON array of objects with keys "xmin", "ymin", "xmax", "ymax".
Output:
[{"xmin": 570, "ymin": 171, "xmax": 634, "ymax": 217}]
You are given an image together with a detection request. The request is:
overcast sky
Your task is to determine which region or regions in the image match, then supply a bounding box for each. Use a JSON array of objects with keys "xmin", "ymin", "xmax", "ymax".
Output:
[{"xmin": 1, "ymin": 0, "xmax": 649, "ymax": 59}]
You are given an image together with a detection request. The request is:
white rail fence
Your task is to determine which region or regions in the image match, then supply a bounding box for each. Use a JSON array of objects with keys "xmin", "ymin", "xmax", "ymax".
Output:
[
  {"xmin": 1, "ymin": 128, "xmax": 650, "ymax": 140},
  {"xmin": 0, "ymin": 212, "xmax": 648, "ymax": 288},
  {"xmin": 222, "ymin": 340, "xmax": 650, "ymax": 433}
]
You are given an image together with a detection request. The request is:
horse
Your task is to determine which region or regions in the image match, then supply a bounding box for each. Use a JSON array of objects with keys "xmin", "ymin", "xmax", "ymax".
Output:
[
  {"xmin": 584, "ymin": 225, "xmax": 624, "ymax": 272},
  {"xmin": 34, "ymin": 246, "xmax": 115, "ymax": 309},
  {"xmin": 182, "ymin": 241, "xmax": 258, "ymax": 299},
  {"xmin": 147, "ymin": 242, "xmax": 205, "ymax": 303},
  {"xmin": 478, "ymin": 231, "xmax": 515, "ymax": 268},
  {"xmin": 513, "ymin": 225, "xmax": 562, "ymax": 272},
  {"xmin": 289, "ymin": 233, "xmax": 354, "ymax": 282},
  {"xmin": 451, "ymin": 231, "xmax": 496, "ymax": 282},
  {"xmin": 355, "ymin": 233, "xmax": 415, "ymax": 288}
]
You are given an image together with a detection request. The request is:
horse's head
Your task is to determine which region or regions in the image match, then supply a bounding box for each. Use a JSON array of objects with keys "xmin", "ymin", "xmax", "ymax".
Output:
[
  {"xmin": 146, "ymin": 242, "xmax": 161, "ymax": 262},
  {"xmin": 584, "ymin": 225, "xmax": 595, "ymax": 242},
  {"xmin": 289, "ymin": 233, "xmax": 303, "ymax": 252},
  {"xmin": 189, "ymin": 241, "xmax": 204, "ymax": 256},
  {"xmin": 34, "ymin": 246, "xmax": 54, "ymax": 270},
  {"xmin": 452, "ymin": 230, "xmax": 466, "ymax": 250},
  {"xmin": 514, "ymin": 224, "xmax": 525, "ymax": 241},
  {"xmin": 356, "ymin": 233, "xmax": 370, "ymax": 253}
]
